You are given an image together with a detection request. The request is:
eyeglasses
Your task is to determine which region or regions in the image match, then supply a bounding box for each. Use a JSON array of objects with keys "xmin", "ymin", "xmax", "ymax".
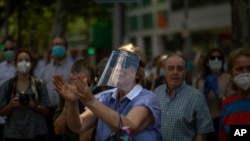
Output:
[
  {"xmin": 209, "ymin": 55, "xmax": 223, "ymax": 61},
  {"xmin": 4, "ymin": 48, "xmax": 14, "ymax": 52}
]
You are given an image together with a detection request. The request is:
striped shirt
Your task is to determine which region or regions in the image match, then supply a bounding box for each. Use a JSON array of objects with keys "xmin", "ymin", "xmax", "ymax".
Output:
[
  {"xmin": 219, "ymin": 94, "xmax": 250, "ymax": 141},
  {"xmin": 154, "ymin": 82, "xmax": 214, "ymax": 141}
]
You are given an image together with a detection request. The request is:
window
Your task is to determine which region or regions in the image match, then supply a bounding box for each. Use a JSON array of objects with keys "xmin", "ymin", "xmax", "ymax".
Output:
[
  {"xmin": 128, "ymin": 16, "xmax": 138, "ymax": 31},
  {"xmin": 142, "ymin": 0, "xmax": 151, "ymax": 7},
  {"xmin": 142, "ymin": 13, "xmax": 153, "ymax": 29},
  {"xmin": 157, "ymin": 11, "xmax": 168, "ymax": 28},
  {"xmin": 126, "ymin": 2, "xmax": 138, "ymax": 9},
  {"xmin": 144, "ymin": 37, "xmax": 152, "ymax": 60}
]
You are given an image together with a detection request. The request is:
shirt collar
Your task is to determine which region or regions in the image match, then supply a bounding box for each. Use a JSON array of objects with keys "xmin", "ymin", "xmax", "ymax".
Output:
[
  {"xmin": 53, "ymin": 58, "xmax": 67, "ymax": 66},
  {"xmin": 111, "ymin": 84, "xmax": 143, "ymax": 100},
  {"xmin": 166, "ymin": 82, "xmax": 186, "ymax": 96}
]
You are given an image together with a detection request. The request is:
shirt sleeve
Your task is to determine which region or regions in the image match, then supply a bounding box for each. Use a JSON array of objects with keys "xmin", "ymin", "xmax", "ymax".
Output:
[
  {"xmin": 194, "ymin": 93, "xmax": 214, "ymax": 134},
  {"xmin": 133, "ymin": 91, "xmax": 161, "ymax": 128},
  {"xmin": 0, "ymin": 80, "xmax": 11, "ymax": 108}
]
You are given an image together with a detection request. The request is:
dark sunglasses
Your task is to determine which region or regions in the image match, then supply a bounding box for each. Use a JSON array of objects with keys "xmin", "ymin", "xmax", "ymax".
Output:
[
  {"xmin": 4, "ymin": 48, "xmax": 14, "ymax": 52},
  {"xmin": 209, "ymin": 55, "xmax": 223, "ymax": 61}
]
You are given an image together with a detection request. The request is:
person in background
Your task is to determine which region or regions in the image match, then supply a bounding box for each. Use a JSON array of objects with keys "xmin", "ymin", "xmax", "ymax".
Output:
[
  {"xmin": 67, "ymin": 47, "xmax": 81, "ymax": 63},
  {"xmin": 91, "ymin": 57, "xmax": 114, "ymax": 95},
  {"xmin": 53, "ymin": 43, "xmax": 162, "ymax": 141},
  {"xmin": 150, "ymin": 54, "xmax": 168, "ymax": 90},
  {"xmin": 53, "ymin": 58, "xmax": 95, "ymax": 141},
  {"xmin": 219, "ymin": 47, "xmax": 250, "ymax": 141},
  {"xmin": 197, "ymin": 48, "xmax": 235, "ymax": 141},
  {"xmin": 34, "ymin": 54, "xmax": 46, "ymax": 79},
  {"xmin": 154, "ymin": 53, "xmax": 214, "ymax": 141},
  {"xmin": 42, "ymin": 35, "xmax": 73, "ymax": 141},
  {"xmin": 0, "ymin": 39, "xmax": 17, "ymax": 86},
  {"xmin": 0, "ymin": 39, "xmax": 17, "ymax": 140},
  {"xmin": 0, "ymin": 49, "xmax": 49, "ymax": 141}
]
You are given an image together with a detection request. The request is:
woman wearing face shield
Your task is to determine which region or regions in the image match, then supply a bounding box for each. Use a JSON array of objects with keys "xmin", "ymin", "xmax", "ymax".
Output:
[
  {"xmin": 219, "ymin": 47, "xmax": 250, "ymax": 141},
  {"xmin": 197, "ymin": 48, "xmax": 235, "ymax": 141},
  {"xmin": 52, "ymin": 43, "xmax": 162, "ymax": 141},
  {"xmin": 0, "ymin": 49, "xmax": 50, "ymax": 141}
]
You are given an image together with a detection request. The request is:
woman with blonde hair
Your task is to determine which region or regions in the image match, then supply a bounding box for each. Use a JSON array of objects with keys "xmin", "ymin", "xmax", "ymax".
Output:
[{"xmin": 53, "ymin": 43, "xmax": 162, "ymax": 141}]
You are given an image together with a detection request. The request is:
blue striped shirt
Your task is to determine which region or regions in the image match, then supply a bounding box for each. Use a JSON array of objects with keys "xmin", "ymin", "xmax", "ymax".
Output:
[{"xmin": 154, "ymin": 82, "xmax": 214, "ymax": 141}]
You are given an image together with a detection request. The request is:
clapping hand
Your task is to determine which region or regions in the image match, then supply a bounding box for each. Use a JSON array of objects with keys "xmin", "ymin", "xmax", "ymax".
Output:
[
  {"xmin": 52, "ymin": 74, "xmax": 78, "ymax": 102},
  {"xmin": 71, "ymin": 74, "xmax": 94, "ymax": 105}
]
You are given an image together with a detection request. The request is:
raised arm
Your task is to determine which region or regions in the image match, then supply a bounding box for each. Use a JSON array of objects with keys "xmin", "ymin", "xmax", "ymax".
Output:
[
  {"xmin": 73, "ymin": 75, "xmax": 154, "ymax": 134},
  {"xmin": 52, "ymin": 74, "xmax": 97, "ymax": 134}
]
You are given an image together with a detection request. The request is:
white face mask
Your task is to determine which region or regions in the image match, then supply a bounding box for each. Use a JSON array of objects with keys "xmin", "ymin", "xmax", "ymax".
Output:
[
  {"xmin": 208, "ymin": 59, "xmax": 222, "ymax": 72},
  {"xmin": 17, "ymin": 61, "xmax": 31, "ymax": 73},
  {"xmin": 233, "ymin": 73, "xmax": 250, "ymax": 91}
]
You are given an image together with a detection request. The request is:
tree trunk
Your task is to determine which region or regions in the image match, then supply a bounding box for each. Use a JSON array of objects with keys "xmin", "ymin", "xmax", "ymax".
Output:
[
  {"xmin": 231, "ymin": 0, "xmax": 250, "ymax": 48},
  {"xmin": 52, "ymin": 0, "xmax": 68, "ymax": 38},
  {"xmin": 2, "ymin": 0, "xmax": 12, "ymax": 39}
]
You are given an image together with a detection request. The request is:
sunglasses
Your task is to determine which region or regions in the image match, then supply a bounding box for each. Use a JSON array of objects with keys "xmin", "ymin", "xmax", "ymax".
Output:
[
  {"xmin": 4, "ymin": 48, "xmax": 14, "ymax": 52},
  {"xmin": 209, "ymin": 55, "xmax": 223, "ymax": 61}
]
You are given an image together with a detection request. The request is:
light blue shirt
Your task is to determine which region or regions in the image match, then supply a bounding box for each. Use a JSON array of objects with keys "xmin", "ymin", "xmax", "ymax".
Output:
[
  {"xmin": 0, "ymin": 61, "xmax": 16, "ymax": 86},
  {"xmin": 42, "ymin": 59, "xmax": 73, "ymax": 107},
  {"xmin": 154, "ymin": 82, "xmax": 214, "ymax": 141},
  {"xmin": 95, "ymin": 84, "xmax": 162, "ymax": 141}
]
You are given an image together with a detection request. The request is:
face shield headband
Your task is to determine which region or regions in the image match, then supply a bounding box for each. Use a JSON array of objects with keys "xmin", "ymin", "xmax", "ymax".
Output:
[{"xmin": 97, "ymin": 50, "xmax": 140, "ymax": 91}]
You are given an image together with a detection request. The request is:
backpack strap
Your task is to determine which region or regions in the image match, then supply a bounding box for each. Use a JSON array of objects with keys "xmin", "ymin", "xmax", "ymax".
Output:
[
  {"xmin": 7, "ymin": 77, "xmax": 17, "ymax": 104},
  {"xmin": 31, "ymin": 77, "xmax": 43, "ymax": 101}
]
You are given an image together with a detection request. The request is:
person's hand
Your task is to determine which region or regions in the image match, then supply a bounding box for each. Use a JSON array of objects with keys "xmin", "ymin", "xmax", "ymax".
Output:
[
  {"xmin": 53, "ymin": 74, "xmax": 78, "ymax": 102},
  {"xmin": 204, "ymin": 74, "xmax": 220, "ymax": 98},
  {"xmin": 9, "ymin": 97, "xmax": 21, "ymax": 108},
  {"xmin": 72, "ymin": 74, "xmax": 95, "ymax": 105},
  {"xmin": 28, "ymin": 97, "xmax": 36, "ymax": 109}
]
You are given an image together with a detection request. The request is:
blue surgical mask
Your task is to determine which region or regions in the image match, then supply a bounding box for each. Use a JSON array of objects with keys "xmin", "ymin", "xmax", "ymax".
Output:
[
  {"xmin": 4, "ymin": 50, "xmax": 15, "ymax": 61},
  {"xmin": 159, "ymin": 68, "xmax": 165, "ymax": 76},
  {"xmin": 52, "ymin": 46, "xmax": 66, "ymax": 58}
]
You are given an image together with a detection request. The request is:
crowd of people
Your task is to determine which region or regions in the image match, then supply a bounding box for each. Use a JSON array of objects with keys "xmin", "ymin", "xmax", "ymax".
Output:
[{"xmin": 0, "ymin": 36, "xmax": 249, "ymax": 141}]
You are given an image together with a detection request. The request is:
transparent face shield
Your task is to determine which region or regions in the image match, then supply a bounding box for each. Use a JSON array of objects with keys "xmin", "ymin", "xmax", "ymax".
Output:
[{"xmin": 97, "ymin": 50, "xmax": 140, "ymax": 91}]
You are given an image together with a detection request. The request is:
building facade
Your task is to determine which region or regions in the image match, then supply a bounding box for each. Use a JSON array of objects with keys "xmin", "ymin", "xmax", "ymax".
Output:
[{"xmin": 124, "ymin": 0, "xmax": 231, "ymax": 61}]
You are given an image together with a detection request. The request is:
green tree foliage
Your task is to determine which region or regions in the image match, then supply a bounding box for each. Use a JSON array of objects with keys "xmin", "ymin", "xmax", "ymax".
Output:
[{"xmin": 0, "ymin": 0, "xmax": 112, "ymax": 54}]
